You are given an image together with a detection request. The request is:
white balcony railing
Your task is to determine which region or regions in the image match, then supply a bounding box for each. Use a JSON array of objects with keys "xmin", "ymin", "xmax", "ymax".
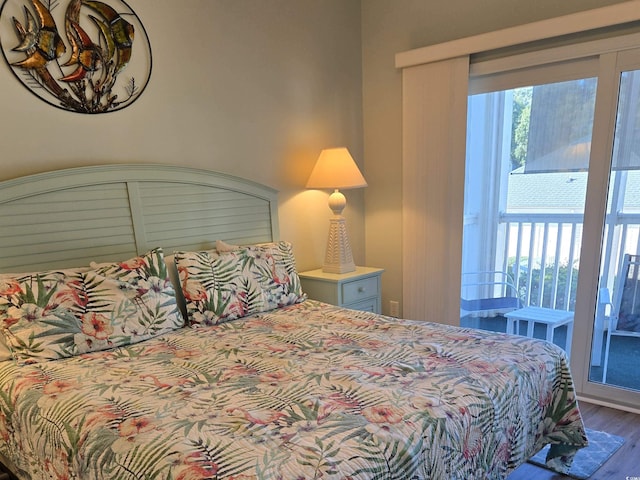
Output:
[{"xmin": 497, "ymin": 211, "xmax": 640, "ymax": 313}]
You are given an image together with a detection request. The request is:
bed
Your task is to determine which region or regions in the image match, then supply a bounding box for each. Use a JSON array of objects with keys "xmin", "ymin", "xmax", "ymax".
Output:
[{"xmin": 0, "ymin": 164, "xmax": 587, "ymax": 480}]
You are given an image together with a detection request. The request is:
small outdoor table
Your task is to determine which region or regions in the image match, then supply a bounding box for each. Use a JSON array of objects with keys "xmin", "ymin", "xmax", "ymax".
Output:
[{"xmin": 504, "ymin": 306, "xmax": 574, "ymax": 357}]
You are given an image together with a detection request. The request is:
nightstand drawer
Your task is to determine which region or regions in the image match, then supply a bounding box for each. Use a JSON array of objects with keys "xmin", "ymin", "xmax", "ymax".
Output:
[
  {"xmin": 346, "ymin": 298, "xmax": 379, "ymax": 312},
  {"xmin": 342, "ymin": 276, "xmax": 379, "ymax": 304},
  {"xmin": 298, "ymin": 266, "xmax": 384, "ymax": 313}
]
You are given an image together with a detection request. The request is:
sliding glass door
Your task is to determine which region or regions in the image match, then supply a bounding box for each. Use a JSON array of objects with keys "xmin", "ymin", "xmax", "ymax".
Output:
[
  {"xmin": 461, "ymin": 73, "xmax": 596, "ymax": 344},
  {"xmin": 461, "ymin": 45, "xmax": 640, "ymax": 408},
  {"xmin": 589, "ymin": 59, "xmax": 640, "ymax": 394}
]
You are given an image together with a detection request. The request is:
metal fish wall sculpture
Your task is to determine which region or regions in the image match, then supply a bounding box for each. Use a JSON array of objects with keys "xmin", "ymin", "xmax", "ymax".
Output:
[{"xmin": 0, "ymin": 0, "xmax": 151, "ymax": 113}]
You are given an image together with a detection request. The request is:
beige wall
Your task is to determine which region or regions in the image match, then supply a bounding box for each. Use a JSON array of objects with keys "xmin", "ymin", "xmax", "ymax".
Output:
[
  {"xmin": 2, "ymin": 0, "xmax": 634, "ymax": 314},
  {"xmin": 361, "ymin": 0, "xmax": 631, "ymax": 316},
  {"xmin": 0, "ymin": 0, "xmax": 363, "ymax": 272}
]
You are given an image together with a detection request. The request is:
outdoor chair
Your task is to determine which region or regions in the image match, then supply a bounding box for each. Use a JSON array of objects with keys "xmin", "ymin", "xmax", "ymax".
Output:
[
  {"xmin": 602, "ymin": 254, "xmax": 640, "ymax": 383},
  {"xmin": 460, "ymin": 270, "xmax": 521, "ymax": 320}
]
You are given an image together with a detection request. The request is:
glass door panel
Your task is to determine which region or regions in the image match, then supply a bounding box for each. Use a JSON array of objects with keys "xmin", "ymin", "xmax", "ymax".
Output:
[
  {"xmin": 462, "ymin": 77, "xmax": 597, "ymax": 359},
  {"xmin": 590, "ymin": 67, "xmax": 640, "ymax": 393}
]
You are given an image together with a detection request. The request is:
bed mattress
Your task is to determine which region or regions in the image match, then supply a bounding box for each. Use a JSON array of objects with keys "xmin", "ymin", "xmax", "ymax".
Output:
[{"xmin": 0, "ymin": 300, "xmax": 586, "ymax": 480}]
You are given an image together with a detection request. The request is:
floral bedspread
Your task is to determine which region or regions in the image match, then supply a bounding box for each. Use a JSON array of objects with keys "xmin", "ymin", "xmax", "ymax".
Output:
[{"xmin": 0, "ymin": 300, "xmax": 587, "ymax": 480}]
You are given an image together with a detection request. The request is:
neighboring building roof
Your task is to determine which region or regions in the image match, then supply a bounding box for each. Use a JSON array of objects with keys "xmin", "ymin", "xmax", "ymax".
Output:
[{"xmin": 507, "ymin": 169, "xmax": 640, "ymax": 213}]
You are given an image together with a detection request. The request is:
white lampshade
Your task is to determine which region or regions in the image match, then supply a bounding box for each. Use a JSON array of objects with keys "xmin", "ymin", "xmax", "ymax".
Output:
[
  {"xmin": 306, "ymin": 147, "xmax": 367, "ymax": 274},
  {"xmin": 306, "ymin": 147, "xmax": 368, "ymax": 190}
]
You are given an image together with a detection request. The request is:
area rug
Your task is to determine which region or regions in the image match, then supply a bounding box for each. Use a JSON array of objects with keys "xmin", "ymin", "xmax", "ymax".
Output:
[{"xmin": 528, "ymin": 428, "xmax": 624, "ymax": 479}]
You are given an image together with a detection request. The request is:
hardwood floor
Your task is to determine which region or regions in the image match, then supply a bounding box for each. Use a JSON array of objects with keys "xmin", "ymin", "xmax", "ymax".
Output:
[{"xmin": 508, "ymin": 401, "xmax": 640, "ymax": 480}]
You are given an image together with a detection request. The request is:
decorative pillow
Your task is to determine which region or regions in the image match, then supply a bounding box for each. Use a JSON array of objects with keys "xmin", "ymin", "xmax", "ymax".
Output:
[
  {"xmin": 0, "ymin": 267, "xmax": 89, "ymax": 361},
  {"xmin": 174, "ymin": 241, "xmax": 306, "ymax": 326},
  {"xmin": 0, "ymin": 248, "xmax": 183, "ymax": 363},
  {"xmin": 91, "ymin": 253, "xmax": 188, "ymax": 324},
  {"xmin": 2, "ymin": 271, "xmax": 64, "ymax": 361}
]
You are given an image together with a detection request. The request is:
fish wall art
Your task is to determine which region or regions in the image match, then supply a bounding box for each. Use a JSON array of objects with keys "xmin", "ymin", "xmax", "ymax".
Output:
[{"xmin": 0, "ymin": 0, "xmax": 151, "ymax": 113}]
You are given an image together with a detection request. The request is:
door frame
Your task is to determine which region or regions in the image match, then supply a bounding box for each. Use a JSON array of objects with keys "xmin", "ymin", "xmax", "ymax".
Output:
[{"xmin": 572, "ymin": 48, "xmax": 640, "ymax": 412}]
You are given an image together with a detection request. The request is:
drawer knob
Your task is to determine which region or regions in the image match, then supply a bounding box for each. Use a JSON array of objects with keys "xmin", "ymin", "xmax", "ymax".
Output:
[{"xmin": 358, "ymin": 287, "xmax": 365, "ymax": 293}]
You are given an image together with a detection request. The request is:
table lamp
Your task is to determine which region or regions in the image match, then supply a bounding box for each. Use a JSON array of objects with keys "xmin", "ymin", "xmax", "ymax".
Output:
[{"xmin": 306, "ymin": 147, "xmax": 367, "ymax": 273}]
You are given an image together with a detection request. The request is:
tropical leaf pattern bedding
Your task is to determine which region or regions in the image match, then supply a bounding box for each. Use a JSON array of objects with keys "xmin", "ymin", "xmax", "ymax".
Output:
[
  {"xmin": 0, "ymin": 300, "xmax": 587, "ymax": 480},
  {"xmin": 174, "ymin": 241, "xmax": 306, "ymax": 326},
  {"xmin": 0, "ymin": 248, "xmax": 182, "ymax": 364}
]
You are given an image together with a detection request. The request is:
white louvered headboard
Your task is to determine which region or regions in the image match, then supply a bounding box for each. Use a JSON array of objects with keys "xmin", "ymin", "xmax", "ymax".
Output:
[{"xmin": 0, "ymin": 164, "xmax": 279, "ymax": 273}]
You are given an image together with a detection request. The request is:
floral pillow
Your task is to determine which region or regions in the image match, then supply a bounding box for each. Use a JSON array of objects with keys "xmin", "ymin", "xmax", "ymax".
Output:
[
  {"xmin": 1, "ymin": 267, "xmax": 87, "ymax": 361},
  {"xmin": 1, "ymin": 271, "xmax": 54, "ymax": 361},
  {"xmin": 0, "ymin": 248, "xmax": 183, "ymax": 363},
  {"xmin": 91, "ymin": 253, "xmax": 188, "ymax": 325},
  {"xmin": 174, "ymin": 241, "xmax": 306, "ymax": 326}
]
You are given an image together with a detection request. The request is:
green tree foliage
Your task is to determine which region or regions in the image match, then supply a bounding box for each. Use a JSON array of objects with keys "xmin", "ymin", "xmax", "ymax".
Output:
[
  {"xmin": 510, "ymin": 87, "xmax": 532, "ymax": 171},
  {"xmin": 510, "ymin": 259, "xmax": 579, "ymax": 311}
]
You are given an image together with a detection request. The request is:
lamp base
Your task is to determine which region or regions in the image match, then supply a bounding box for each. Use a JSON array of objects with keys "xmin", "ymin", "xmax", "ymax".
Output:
[{"xmin": 323, "ymin": 216, "xmax": 356, "ymax": 273}]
